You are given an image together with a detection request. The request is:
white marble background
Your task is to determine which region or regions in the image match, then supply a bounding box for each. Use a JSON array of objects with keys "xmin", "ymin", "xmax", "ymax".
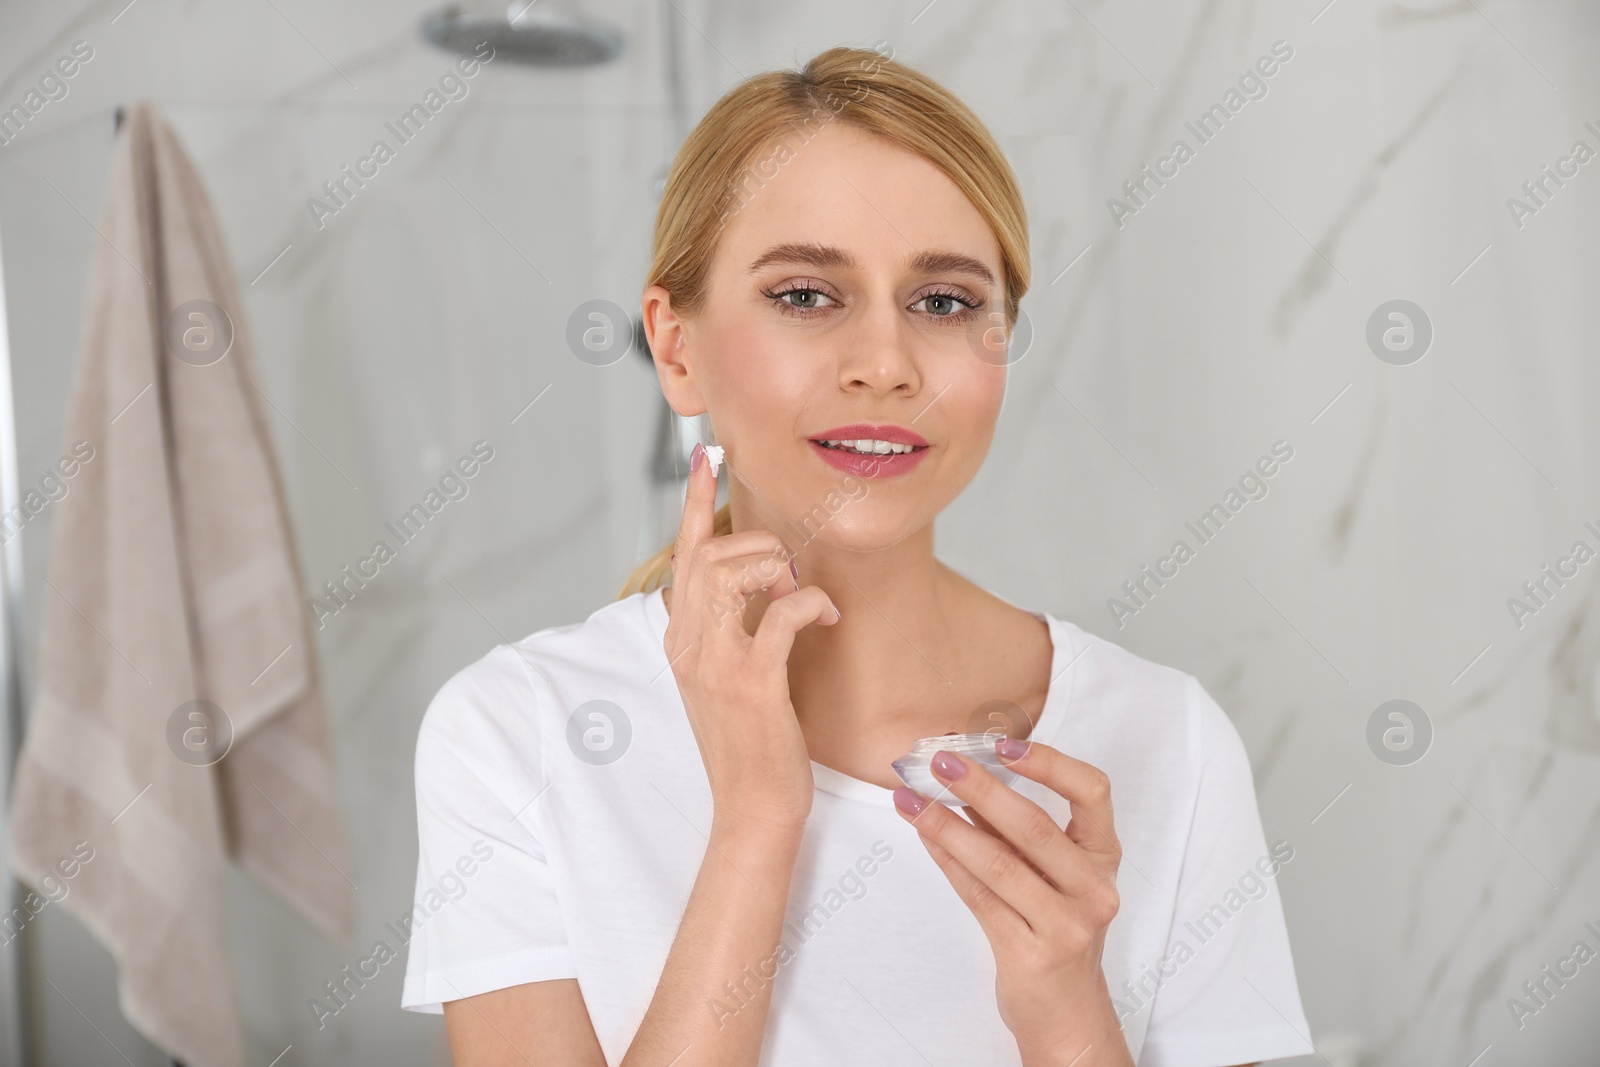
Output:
[{"xmin": 2, "ymin": 0, "xmax": 1598, "ymax": 1063}]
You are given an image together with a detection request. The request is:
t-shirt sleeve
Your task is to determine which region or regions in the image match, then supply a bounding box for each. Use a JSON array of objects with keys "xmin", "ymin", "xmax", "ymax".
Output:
[
  {"xmin": 400, "ymin": 644, "xmax": 578, "ymax": 1013},
  {"xmin": 1136, "ymin": 677, "xmax": 1316, "ymax": 1067}
]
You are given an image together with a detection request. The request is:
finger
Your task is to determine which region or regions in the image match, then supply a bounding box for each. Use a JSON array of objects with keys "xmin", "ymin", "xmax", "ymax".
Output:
[
  {"xmin": 995, "ymin": 739, "xmax": 1121, "ymax": 857},
  {"xmin": 692, "ymin": 530, "xmax": 798, "ymax": 598},
  {"xmin": 962, "ymin": 808, "xmax": 1050, "ymax": 880},
  {"xmin": 694, "ymin": 534, "xmax": 793, "ymax": 575},
  {"xmin": 664, "ymin": 444, "xmax": 719, "ymax": 652},
  {"xmin": 928, "ymin": 750, "xmax": 1105, "ymax": 901},
  {"xmin": 695, "ymin": 547, "xmax": 807, "ymax": 634},
  {"xmin": 893, "ymin": 782, "xmax": 1060, "ymax": 932},
  {"xmin": 671, "ymin": 442, "xmax": 719, "ymax": 575},
  {"xmin": 677, "ymin": 531, "xmax": 797, "ymax": 643},
  {"xmin": 913, "ymin": 822, "xmax": 1030, "ymax": 948},
  {"xmin": 747, "ymin": 587, "xmax": 840, "ymax": 669}
]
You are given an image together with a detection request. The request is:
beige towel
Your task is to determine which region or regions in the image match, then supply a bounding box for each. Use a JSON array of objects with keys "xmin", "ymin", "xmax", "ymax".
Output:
[{"xmin": 7, "ymin": 100, "xmax": 353, "ymax": 1067}]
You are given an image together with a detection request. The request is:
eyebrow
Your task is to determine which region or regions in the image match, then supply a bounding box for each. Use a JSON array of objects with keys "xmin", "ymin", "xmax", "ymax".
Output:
[{"xmin": 745, "ymin": 242, "xmax": 996, "ymax": 286}]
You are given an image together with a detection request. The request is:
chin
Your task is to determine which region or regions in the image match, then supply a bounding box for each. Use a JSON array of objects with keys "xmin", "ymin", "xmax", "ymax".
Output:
[{"xmin": 776, "ymin": 507, "xmax": 923, "ymax": 554}]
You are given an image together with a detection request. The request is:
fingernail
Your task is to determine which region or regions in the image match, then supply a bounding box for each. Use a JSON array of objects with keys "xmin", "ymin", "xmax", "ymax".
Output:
[
  {"xmin": 931, "ymin": 750, "xmax": 965, "ymax": 781},
  {"xmin": 788, "ymin": 556, "xmax": 800, "ymax": 588},
  {"xmin": 995, "ymin": 737, "xmax": 1028, "ymax": 761},
  {"xmin": 689, "ymin": 442, "xmax": 704, "ymax": 473},
  {"xmin": 892, "ymin": 787, "xmax": 927, "ymax": 816}
]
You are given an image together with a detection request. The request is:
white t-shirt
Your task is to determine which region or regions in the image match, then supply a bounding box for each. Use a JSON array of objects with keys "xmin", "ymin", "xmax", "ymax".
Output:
[{"xmin": 401, "ymin": 589, "xmax": 1315, "ymax": 1067}]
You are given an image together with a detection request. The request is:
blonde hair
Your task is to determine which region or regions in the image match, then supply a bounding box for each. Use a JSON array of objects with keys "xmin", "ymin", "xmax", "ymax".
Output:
[{"xmin": 618, "ymin": 45, "xmax": 1030, "ymax": 600}]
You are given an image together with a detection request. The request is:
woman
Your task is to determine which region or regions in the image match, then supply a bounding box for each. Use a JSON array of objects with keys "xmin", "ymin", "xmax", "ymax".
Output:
[{"xmin": 401, "ymin": 46, "xmax": 1313, "ymax": 1067}]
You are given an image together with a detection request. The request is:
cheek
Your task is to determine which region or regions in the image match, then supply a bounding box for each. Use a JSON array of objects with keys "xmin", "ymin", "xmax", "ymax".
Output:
[
  {"xmin": 699, "ymin": 319, "xmax": 817, "ymax": 433},
  {"xmin": 942, "ymin": 362, "xmax": 1007, "ymax": 449}
]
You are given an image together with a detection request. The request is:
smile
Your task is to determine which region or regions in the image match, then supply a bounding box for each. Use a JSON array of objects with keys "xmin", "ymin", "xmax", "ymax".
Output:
[
  {"xmin": 815, "ymin": 438, "xmax": 919, "ymax": 456},
  {"xmin": 806, "ymin": 423, "xmax": 930, "ymax": 478}
]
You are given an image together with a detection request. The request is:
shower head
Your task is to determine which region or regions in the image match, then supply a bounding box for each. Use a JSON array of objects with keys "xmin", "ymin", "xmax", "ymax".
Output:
[{"xmin": 421, "ymin": 2, "xmax": 624, "ymax": 66}]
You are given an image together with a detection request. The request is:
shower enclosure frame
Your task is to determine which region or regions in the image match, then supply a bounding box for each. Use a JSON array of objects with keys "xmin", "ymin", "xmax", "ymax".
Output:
[{"xmin": 0, "ymin": 212, "xmax": 36, "ymax": 1067}]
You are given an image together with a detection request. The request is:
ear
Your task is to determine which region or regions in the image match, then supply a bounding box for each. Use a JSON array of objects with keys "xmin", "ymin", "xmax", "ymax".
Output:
[{"xmin": 641, "ymin": 285, "xmax": 706, "ymax": 417}]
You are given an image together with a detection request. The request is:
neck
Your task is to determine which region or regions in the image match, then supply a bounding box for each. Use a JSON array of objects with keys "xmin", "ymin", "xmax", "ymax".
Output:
[{"xmin": 728, "ymin": 482, "xmax": 969, "ymax": 748}]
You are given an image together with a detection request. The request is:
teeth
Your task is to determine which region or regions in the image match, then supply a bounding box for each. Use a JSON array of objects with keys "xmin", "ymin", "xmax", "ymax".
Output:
[{"xmin": 819, "ymin": 438, "xmax": 917, "ymax": 455}]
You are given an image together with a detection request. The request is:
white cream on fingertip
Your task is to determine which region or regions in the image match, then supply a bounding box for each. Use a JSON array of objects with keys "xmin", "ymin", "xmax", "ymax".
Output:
[{"xmin": 704, "ymin": 444, "xmax": 724, "ymax": 476}]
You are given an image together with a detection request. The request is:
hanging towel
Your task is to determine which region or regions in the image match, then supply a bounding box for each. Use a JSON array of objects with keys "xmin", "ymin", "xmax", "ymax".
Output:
[{"xmin": 6, "ymin": 100, "xmax": 354, "ymax": 1067}]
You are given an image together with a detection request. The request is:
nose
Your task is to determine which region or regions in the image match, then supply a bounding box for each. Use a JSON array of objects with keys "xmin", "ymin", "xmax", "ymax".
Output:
[{"xmin": 836, "ymin": 299, "xmax": 921, "ymax": 397}]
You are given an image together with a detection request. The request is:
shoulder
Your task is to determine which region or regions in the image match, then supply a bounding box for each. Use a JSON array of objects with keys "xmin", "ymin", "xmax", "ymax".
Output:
[{"xmin": 414, "ymin": 592, "xmax": 662, "ymax": 797}]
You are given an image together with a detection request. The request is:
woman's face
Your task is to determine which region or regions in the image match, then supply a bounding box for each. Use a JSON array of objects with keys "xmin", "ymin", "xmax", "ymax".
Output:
[{"xmin": 646, "ymin": 122, "xmax": 1011, "ymax": 551}]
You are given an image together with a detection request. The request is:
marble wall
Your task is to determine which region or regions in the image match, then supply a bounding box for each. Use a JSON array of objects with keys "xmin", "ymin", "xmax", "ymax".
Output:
[{"xmin": 1, "ymin": 0, "xmax": 1596, "ymax": 1063}]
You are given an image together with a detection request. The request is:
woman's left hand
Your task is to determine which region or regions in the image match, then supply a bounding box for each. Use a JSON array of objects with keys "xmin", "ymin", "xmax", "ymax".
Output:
[{"xmin": 892, "ymin": 737, "xmax": 1135, "ymax": 1067}]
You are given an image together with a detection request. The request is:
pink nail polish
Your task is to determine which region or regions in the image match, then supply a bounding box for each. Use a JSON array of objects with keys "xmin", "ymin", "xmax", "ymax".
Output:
[
  {"xmin": 995, "ymin": 737, "xmax": 1028, "ymax": 761},
  {"xmin": 689, "ymin": 442, "xmax": 704, "ymax": 473},
  {"xmin": 788, "ymin": 556, "xmax": 800, "ymax": 588},
  {"xmin": 931, "ymin": 750, "xmax": 965, "ymax": 781},
  {"xmin": 893, "ymin": 787, "xmax": 927, "ymax": 816}
]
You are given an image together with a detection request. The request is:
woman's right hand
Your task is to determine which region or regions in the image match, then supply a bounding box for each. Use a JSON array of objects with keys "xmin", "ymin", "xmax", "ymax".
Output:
[{"xmin": 664, "ymin": 442, "xmax": 840, "ymax": 836}]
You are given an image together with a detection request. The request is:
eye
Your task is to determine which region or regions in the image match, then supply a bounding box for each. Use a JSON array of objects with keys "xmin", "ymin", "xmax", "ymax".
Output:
[
  {"xmin": 911, "ymin": 287, "xmax": 983, "ymax": 322},
  {"xmin": 762, "ymin": 283, "xmax": 839, "ymax": 317}
]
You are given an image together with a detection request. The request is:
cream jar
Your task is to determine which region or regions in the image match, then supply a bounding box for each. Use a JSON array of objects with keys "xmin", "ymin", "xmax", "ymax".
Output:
[{"xmin": 891, "ymin": 732, "xmax": 1021, "ymax": 806}]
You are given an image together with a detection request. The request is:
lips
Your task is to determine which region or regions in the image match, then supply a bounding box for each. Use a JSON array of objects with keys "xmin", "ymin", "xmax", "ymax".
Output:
[{"xmin": 807, "ymin": 423, "xmax": 931, "ymax": 479}]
